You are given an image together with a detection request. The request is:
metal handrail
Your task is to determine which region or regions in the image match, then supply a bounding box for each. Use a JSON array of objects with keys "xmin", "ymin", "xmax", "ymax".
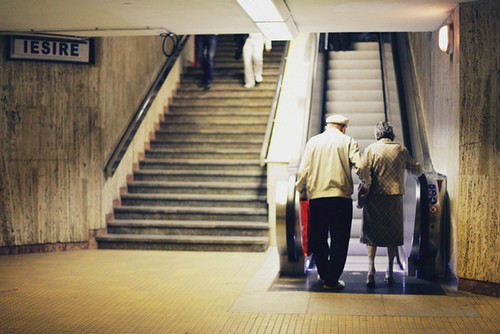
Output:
[
  {"xmin": 104, "ymin": 35, "xmax": 190, "ymax": 178},
  {"xmin": 259, "ymin": 41, "xmax": 290, "ymax": 167}
]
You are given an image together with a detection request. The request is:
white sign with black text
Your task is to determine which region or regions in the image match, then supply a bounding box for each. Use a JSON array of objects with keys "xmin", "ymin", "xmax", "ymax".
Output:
[{"xmin": 8, "ymin": 36, "xmax": 94, "ymax": 64}]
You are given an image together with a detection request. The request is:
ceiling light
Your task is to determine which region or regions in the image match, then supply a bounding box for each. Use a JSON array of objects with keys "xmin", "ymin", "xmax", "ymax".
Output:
[
  {"xmin": 438, "ymin": 23, "xmax": 453, "ymax": 54},
  {"xmin": 235, "ymin": 0, "xmax": 290, "ymax": 22},
  {"xmin": 236, "ymin": 0, "xmax": 298, "ymax": 40},
  {"xmin": 256, "ymin": 16, "xmax": 298, "ymax": 41}
]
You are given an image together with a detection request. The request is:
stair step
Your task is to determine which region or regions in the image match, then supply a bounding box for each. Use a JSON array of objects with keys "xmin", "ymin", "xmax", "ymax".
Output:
[
  {"xmin": 176, "ymin": 90, "xmax": 275, "ymax": 98},
  {"xmin": 328, "ymin": 69, "xmax": 381, "ymax": 80},
  {"xmin": 345, "ymin": 125, "xmax": 379, "ymax": 140},
  {"xmin": 140, "ymin": 159, "xmax": 261, "ymax": 171},
  {"xmin": 326, "ymin": 101, "xmax": 384, "ymax": 114},
  {"xmin": 145, "ymin": 148, "xmax": 260, "ymax": 160},
  {"xmin": 348, "ymin": 238, "xmax": 368, "ymax": 256},
  {"xmin": 327, "ymin": 79, "xmax": 382, "ymax": 91},
  {"xmin": 178, "ymin": 82, "xmax": 277, "ymax": 91},
  {"xmin": 181, "ymin": 76, "xmax": 278, "ymax": 85},
  {"xmin": 161, "ymin": 120, "xmax": 267, "ymax": 130},
  {"xmin": 134, "ymin": 169, "xmax": 266, "ymax": 182},
  {"xmin": 187, "ymin": 66, "xmax": 280, "ymax": 74},
  {"xmin": 185, "ymin": 69, "xmax": 280, "ymax": 78},
  {"xmin": 215, "ymin": 44, "xmax": 284, "ymax": 51},
  {"xmin": 114, "ymin": 205, "xmax": 267, "ymax": 221},
  {"xmin": 169, "ymin": 105, "xmax": 270, "ymax": 112},
  {"xmin": 334, "ymin": 112, "xmax": 385, "ymax": 127},
  {"xmin": 153, "ymin": 132, "xmax": 264, "ymax": 143},
  {"xmin": 157, "ymin": 128, "xmax": 266, "ymax": 137},
  {"xmin": 172, "ymin": 98, "xmax": 273, "ymax": 107},
  {"xmin": 165, "ymin": 113, "xmax": 268, "ymax": 122},
  {"xmin": 121, "ymin": 193, "xmax": 267, "ymax": 208},
  {"xmin": 96, "ymin": 234, "xmax": 269, "ymax": 252},
  {"xmin": 107, "ymin": 220, "xmax": 269, "ymax": 236},
  {"xmin": 353, "ymin": 42, "xmax": 379, "ymax": 51},
  {"xmin": 329, "ymin": 50, "xmax": 379, "ymax": 60},
  {"xmin": 150, "ymin": 139, "xmax": 262, "ymax": 149},
  {"xmin": 162, "ymin": 118, "xmax": 268, "ymax": 126},
  {"xmin": 183, "ymin": 72, "xmax": 277, "ymax": 79},
  {"xmin": 127, "ymin": 180, "xmax": 265, "ymax": 195},
  {"xmin": 329, "ymin": 59, "xmax": 381, "ymax": 70},
  {"xmin": 351, "ymin": 218, "xmax": 362, "ymax": 238},
  {"xmin": 326, "ymin": 90, "xmax": 383, "ymax": 102},
  {"xmin": 155, "ymin": 129, "xmax": 265, "ymax": 138}
]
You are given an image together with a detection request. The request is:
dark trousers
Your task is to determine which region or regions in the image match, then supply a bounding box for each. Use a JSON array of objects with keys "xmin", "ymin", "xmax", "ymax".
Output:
[
  {"xmin": 195, "ymin": 35, "xmax": 217, "ymax": 85},
  {"xmin": 309, "ymin": 197, "xmax": 352, "ymax": 284}
]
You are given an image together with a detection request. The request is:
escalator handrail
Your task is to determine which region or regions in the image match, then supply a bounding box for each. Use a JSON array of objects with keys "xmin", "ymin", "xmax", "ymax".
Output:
[
  {"xmin": 382, "ymin": 33, "xmax": 435, "ymax": 277},
  {"xmin": 377, "ymin": 33, "xmax": 389, "ymax": 122}
]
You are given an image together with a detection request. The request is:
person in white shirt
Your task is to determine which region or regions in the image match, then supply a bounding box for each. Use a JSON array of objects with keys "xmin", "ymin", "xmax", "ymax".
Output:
[
  {"xmin": 243, "ymin": 33, "xmax": 272, "ymax": 88},
  {"xmin": 296, "ymin": 114, "xmax": 365, "ymax": 290}
]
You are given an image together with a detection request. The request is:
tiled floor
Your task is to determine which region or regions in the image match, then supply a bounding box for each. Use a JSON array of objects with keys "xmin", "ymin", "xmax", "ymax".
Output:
[{"xmin": 0, "ymin": 248, "xmax": 499, "ymax": 334}]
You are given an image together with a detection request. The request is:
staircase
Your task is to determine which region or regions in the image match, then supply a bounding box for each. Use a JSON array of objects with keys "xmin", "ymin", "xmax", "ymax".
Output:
[
  {"xmin": 97, "ymin": 36, "xmax": 286, "ymax": 252},
  {"xmin": 325, "ymin": 41, "xmax": 386, "ymax": 257}
]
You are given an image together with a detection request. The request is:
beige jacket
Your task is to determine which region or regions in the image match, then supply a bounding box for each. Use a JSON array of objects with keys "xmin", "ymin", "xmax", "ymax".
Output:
[
  {"xmin": 296, "ymin": 127, "xmax": 365, "ymax": 199},
  {"xmin": 362, "ymin": 138, "xmax": 423, "ymax": 194}
]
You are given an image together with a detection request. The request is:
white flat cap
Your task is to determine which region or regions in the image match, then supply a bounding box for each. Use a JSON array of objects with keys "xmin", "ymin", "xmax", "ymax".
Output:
[{"xmin": 325, "ymin": 114, "xmax": 349, "ymax": 125}]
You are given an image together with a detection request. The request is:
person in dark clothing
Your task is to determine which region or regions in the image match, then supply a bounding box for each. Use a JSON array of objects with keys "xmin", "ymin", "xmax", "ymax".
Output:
[
  {"xmin": 233, "ymin": 34, "xmax": 248, "ymax": 60},
  {"xmin": 195, "ymin": 34, "xmax": 218, "ymax": 90}
]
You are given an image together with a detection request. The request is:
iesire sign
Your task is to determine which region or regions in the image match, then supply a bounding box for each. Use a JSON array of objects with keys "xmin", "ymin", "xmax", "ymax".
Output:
[{"xmin": 7, "ymin": 35, "xmax": 95, "ymax": 64}]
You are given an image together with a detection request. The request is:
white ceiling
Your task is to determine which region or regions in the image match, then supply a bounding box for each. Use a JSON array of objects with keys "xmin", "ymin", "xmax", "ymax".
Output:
[{"xmin": 0, "ymin": 0, "xmax": 467, "ymax": 37}]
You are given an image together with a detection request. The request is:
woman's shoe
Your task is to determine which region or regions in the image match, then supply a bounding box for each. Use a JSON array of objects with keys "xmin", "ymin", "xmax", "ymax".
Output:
[
  {"xmin": 366, "ymin": 274, "xmax": 375, "ymax": 288},
  {"xmin": 384, "ymin": 272, "xmax": 395, "ymax": 285}
]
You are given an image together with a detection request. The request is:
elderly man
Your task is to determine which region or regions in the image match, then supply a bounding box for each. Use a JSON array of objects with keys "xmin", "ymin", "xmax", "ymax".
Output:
[{"xmin": 296, "ymin": 114, "xmax": 365, "ymax": 290}]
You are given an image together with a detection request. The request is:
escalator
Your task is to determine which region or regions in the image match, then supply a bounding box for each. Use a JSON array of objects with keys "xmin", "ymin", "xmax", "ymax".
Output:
[{"xmin": 276, "ymin": 33, "xmax": 449, "ymax": 282}]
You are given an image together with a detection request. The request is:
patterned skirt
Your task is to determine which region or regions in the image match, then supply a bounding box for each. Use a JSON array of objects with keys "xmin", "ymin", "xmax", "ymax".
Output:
[{"xmin": 360, "ymin": 194, "xmax": 403, "ymax": 247}]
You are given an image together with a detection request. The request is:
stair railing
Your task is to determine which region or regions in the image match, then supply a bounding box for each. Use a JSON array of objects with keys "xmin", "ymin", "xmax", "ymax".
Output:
[
  {"xmin": 259, "ymin": 41, "xmax": 290, "ymax": 167},
  {"xmin": 104, "ymin": 35, "xmax": 190, "ymax": 178}
]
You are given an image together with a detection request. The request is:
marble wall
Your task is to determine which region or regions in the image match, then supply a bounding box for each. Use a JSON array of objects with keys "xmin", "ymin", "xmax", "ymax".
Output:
[
  {"xmin": 408, "ymin": 0, "xmax": 500, "ymax": 285},
  {"xmin": 457, "ymin": 0, "xmax": 500, "ymax": 283},
  {"xmin": 0, "ymin": 36, "xmax": 171, "ymax": 246}
]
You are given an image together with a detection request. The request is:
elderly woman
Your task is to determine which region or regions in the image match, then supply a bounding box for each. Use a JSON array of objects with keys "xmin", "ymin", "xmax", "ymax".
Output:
[{"xmin": 360, "ymin": 121, "xmax": 422, "ymax": 288}]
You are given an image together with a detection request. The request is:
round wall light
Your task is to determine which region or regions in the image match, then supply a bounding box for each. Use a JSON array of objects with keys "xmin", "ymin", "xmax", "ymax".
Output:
[{"xmin": 438, "ymin": 23, "xmax": 453, "ymax": 54}]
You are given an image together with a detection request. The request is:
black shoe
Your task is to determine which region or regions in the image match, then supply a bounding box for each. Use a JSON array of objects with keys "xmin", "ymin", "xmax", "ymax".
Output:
[
  {"xmin": 204, "ymin": 83, "xmax": 212, "ymax": 91},
  {"xmin": 323, "ymin": 280, "xmax": 345, "ymax": 291},
  {"xmin": 366, "ymin": 274, "xmax": 375, "ymax": 288}
]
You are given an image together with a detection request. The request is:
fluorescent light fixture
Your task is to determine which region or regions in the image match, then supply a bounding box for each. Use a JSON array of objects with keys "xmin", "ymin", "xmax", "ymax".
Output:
[
  {"xmin": 438, "ymin": 23, "xmax": 453, "ymax": 54},
  {"xmin": 257, "ymin": 16, "xmax": 298, "ymax": 40},
  {"xmin": 236, "ymin": 0, "xmax": 298, "ymax": 40},
  {"xmin": 236, "ymin": 0, "xmax": 290, "ymax": 22}
]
